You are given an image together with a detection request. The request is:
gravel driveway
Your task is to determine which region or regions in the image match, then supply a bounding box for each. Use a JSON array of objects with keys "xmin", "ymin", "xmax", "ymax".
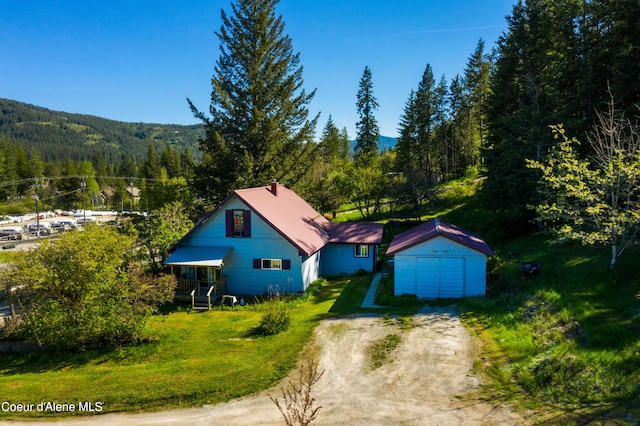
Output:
[{"xmin": 4, "ymin": 306, "xmax": 523, "ymax": 426}]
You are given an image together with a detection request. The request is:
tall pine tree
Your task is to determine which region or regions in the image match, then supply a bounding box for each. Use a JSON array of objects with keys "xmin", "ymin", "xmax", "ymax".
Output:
[
  {"xmin": 189, "ymin": 0, "xmax": 318, "ymax": 205},
  {"xmin": 354, "ymin": 66, "xmax": 379, "ymax": 165}
]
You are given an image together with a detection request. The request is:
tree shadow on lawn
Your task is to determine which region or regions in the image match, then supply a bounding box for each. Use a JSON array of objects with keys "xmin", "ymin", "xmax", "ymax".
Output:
[{"xmin": 0, "ymin": 335, "xmax": 163, "ymax": 375}]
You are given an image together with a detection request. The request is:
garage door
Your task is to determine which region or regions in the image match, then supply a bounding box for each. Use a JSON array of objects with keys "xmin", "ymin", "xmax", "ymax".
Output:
[{"xmin": 415, "ymin": 257, "xmax": 464, "ymax": 298}]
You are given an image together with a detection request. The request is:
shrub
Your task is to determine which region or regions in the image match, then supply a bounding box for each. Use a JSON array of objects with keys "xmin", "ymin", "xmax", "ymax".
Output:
[
  {"xmin": 305, "ymin": 278, "xmax": 326, "ymax": 297},
  {"xmin": 389, "ymin": 293, "xmax": 420, "ymax": 307},
  {"xmin": 2, "ymin": 225, "xmax": 175, "ymax": 351},
  {"xmin": 259, "ymin": 300, "xmax": 291, "ymax": 336}
]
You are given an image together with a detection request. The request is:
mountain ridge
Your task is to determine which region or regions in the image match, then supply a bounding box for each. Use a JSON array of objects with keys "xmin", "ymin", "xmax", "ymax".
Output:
[{"xmin": 0, "ymin": 98, "xmax": 204, "ymax": 163}]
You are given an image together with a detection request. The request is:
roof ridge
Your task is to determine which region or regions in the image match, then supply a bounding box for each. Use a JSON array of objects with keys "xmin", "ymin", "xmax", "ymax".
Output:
[{"xmin": 434, "ymin": 218, "xmax": 441, "ymax": 233}]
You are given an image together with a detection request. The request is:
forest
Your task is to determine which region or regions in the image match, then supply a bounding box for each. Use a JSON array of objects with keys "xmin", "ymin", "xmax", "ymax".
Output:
[{"xmin": 0, "ymin": 0, "xmax": 638, "ymax": 241}]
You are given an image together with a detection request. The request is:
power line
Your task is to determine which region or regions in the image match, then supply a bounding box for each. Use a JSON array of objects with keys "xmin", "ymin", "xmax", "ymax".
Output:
[{"xmin": 0, "ymin": 175, "xmax": 185, "ymax": 188}]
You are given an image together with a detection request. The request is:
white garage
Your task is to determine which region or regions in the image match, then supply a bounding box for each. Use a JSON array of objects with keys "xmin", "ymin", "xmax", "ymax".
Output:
[{"xmin": 386, "ymin": 219, "xmax": 494, "ymax": 299}]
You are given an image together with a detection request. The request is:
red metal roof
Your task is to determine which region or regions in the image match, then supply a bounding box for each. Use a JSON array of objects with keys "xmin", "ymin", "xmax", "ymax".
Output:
[
  {"xmin": 176, "ymin": 183, "xmax": 384, "ymax": 258},
  {"xmin": 386, "ymin": 218, "xmax": 494, "ymax": 256},
  {"xmin": 324, "ymin": 222, "xmax": 384, "ymax": 244},
  {"xmin": 233, "ymin": 184, "xmax": 331, "ymax": 257}
]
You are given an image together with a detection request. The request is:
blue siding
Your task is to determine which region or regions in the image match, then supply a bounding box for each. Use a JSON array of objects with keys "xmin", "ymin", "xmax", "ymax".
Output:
[
  {"xmin": 186, "ymin": 197, "xmax": 305, "ymax": 295},
  {"xmin": 321, "ymin": 243, "xmax": 376, "ymax": 276}
]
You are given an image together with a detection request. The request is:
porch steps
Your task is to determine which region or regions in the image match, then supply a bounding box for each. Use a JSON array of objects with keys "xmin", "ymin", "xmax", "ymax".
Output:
[{"xmin": 192, "ymin": 297, "xmax": 211, "ymax": 310}]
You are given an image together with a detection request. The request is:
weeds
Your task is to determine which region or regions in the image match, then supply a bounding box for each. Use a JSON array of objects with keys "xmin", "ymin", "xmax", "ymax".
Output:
[
  {"xmin": 368, "ymin": 334, "xmax": 402, "ymax": 370},
  {"xmin": 270, "ymin": 358, "xmax": 325, "ymax": 426}
]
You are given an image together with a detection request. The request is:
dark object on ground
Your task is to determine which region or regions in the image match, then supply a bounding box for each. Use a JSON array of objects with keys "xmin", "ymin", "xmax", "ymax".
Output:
[{"xmin": 520, "ymin": 260, "xmax": 540, "ymax": 277}]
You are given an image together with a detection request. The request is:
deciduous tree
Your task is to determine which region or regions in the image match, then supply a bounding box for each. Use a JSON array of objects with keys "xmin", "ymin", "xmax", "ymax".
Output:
[
  {"xmin": 3, "ymin": 226, "xmax": 175, "ymax": 350},
  {"xmin": 528, "ymin": 98, "xmax": 640, "ymax": 269}
]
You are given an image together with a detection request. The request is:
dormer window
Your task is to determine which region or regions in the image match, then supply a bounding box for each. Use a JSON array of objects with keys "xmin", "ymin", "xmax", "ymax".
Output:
[
  {"xmin": 233, "ymin": 210, "xmax": 244, "ymax": 237},
  {"xmin": 226, "ymin": 209, "xmax": 251, "ymax": 238}
]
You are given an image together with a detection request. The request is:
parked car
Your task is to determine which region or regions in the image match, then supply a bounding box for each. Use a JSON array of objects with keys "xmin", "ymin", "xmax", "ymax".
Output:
[
  {"xmin": 51, "ymin": 219, "xmax": 77, "ymax": 232},
  {"xmin": 27, "ymin": 222, "xmax": 52, "ymax": 235},
  {"xmin": 76, "ymin": 216, "xmax": 97, "ymax": 225},
  {"xmin": 0, "ymin": 226, "xmax": 24, "ymax": 240}
]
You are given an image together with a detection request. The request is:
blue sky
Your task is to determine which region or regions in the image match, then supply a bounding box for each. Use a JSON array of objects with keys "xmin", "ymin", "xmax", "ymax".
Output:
[{"xmin": 1, "ymin": 0, "xmax": 515, "ymax": 139}]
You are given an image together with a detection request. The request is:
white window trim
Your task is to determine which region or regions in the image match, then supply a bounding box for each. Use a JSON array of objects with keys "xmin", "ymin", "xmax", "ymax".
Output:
[
  {"xmin": 355, "ymin": 244, "xmax": 369, "ymax": 258},
  {"xmin": 261, "ymin": 258, "xmax": 282, "ymax": 270}
]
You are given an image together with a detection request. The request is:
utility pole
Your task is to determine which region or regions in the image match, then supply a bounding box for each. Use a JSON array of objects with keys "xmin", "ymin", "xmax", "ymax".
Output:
[
  {"xmin": 33, "ymin": 177, "xmax": 40, "ymax": 239},
  {"xmin": 81, "ymin": 175, "xmax": 86, "ymax": 226},
  {"xmin": 33, "ymin": 194, "xmax": 39, "ymax": 239}
]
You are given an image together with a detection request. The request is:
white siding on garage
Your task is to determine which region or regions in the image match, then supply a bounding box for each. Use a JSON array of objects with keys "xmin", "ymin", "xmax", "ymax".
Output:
[{"xmin": 415, "ymin": 257, "xmax": 439, "ymax": 298}]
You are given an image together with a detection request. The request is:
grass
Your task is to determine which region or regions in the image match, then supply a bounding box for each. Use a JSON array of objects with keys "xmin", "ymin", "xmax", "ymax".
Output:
[
  {"xmin": 0, "ymin": 250, "xmax": 17, "ymax": 263},
  {"xmin": 457, "ymin": 228, "xmax": 640, "ymax": 422},
  {"xmin": 367, "ymin": 334, "xmax": 402, "ymax": 370},
  {"xmin": 0, "ymin": 275, "xmax": 371, "ymax": 419},
  {"xmin": 355, "ymin": 175, "xmax": 640, "ymax": 423},
  {"xmin": 3, "ymin": 175, "xmax": 640, "ymax": 423}
]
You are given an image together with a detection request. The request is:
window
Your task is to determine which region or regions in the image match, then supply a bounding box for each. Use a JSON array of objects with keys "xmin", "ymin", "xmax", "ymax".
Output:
[
  {"xmin": 253, "ymin": 259, "xmax": 291, "ymax": 270},
  {"xmin": 226, "ymin": 209, "xmax": 251, "ymax": 238},
  {"xmin": 233, "ymin": 210, "xmax": 244, "ymax": 237},
  {"xmin": 355, "ymin": 244, "xmax": 369, "ymax": 258},
  {"xmin": 261, "ymin": 259, "xmax": 282, "ymax": 270}
]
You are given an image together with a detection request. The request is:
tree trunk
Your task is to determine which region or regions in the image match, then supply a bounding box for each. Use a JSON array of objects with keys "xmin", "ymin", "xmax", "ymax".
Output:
[{"xmin": 610, "ymin": 243, "xmax": 617, "ymax": 270}]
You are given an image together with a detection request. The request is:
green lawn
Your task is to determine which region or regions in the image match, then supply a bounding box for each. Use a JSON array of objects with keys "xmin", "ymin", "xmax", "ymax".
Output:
[
  {"xmin": 0, "ymin": 275, "xmax": 373, "ymax": 418},
  {"xmin": 458, "ymin": 234, "xmax": 640, "ymax": 423}
]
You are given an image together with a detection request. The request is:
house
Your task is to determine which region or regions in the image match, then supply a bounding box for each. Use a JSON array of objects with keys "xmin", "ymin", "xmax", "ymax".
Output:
[
  {"xmin": 165, "ymin": 182, "xmax": 384, "ymax": 299},
  {"xmin": 386, "ymin": 218, "xmax": 493, "ymax": 299}
]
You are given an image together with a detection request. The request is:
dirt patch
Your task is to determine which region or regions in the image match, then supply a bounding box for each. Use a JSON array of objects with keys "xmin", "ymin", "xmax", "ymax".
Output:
[{"xmin": 5, "ymin": 306, "xmax": 524, "ymax": 426}]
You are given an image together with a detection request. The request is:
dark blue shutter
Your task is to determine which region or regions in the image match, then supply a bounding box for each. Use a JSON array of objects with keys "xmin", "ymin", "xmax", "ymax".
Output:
[
  {"xmin": 282, "ymin": 259, "xmax": 291, "ymax": 270},
  {"xmin": 225, "ymin": 210, "xmax": 233, "ymax": 237},
  {"xmin": 253, "ymin": 259, "xmax": 261, "ymax": 269},
  {"xmin": 244, "ymin": 210, "xmax": 251, "ymax": 237}
]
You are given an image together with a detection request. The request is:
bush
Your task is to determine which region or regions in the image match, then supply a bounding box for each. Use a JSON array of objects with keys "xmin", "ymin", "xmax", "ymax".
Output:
[
  {"xmin": 486, "ymin": 254, "xmax": 508, "ymax": 295},
  {"xmin": 259, "ymin": 300, "xmax": 291, "ymax": 336},
  {"xmin": 305, "ymin": 278, "xmax": 326, "ymax": 297},
  {"xmin": 2, "ymin": 225, "xmax": 176, "ymax": 351},
  {"xmin": 389, "ymin": 293, "xmax": 421, "ymax": 307}
]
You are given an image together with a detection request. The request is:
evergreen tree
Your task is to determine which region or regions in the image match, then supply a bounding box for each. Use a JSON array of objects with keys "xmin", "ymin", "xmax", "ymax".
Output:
[
  {"xmin": 483, "ymin": 0, "xmax": 580, "ymax": 234},
  {"xmin": 0, "ymin": 138, "xmax": 18, "ymax": 199},
  {"xmin": 338, "ymin": 127, "xmax": 350, "ymax": 160},
  {"xmin": 460, "ymin": 39, "xmax": 492, "ymax": 169},
  {"xmin": 354, "ymin": 66, "xmax": 379, "ymax": 165},
  {"xmin": 180, "ymin": 146, "xmax": 196, "ymax": 180},
  {"xmin": 142, "ymin": 142, "xmax": 161, "ymax": 180},
  {"xmin": 160, "ymin": 143, "xmax": 181, "ymax": 179},
  {"xmin": 118, "ymin": 155, "xmax": 137, "ymax": 179},
  {"xmin": 58, "ymin": 161, "xmax": 81, "ymax": 210},
  {"xmin": 188, "ymin": 0, "xmax": 318, "ymax": 205},
  {"xmin": 318, "ymin": 116, "xmax": 344, "ymax": 162},
  {"xmin": 446, "ymin": 75, "xmax": 465, "ymax": 177},
  {"xmin": 93, "ymin": 153, "xmax": 110, "ymax": 189},
  {"xmin": 581, "ymin": 0, "xmax": 640, "ymax": 130}
]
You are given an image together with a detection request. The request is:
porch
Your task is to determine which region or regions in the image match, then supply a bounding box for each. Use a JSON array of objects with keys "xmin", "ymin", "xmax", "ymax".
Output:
[
  {"xmin": 174, "ymin": 275, "xmax": 228, "ymax": 300},
  {"xmin": 164, "ymin": 245, "xmax": 232, "ymax": 310},
  {"xmin": 174, "ymin": 275, "xmax": 228, "ymax": 310}
]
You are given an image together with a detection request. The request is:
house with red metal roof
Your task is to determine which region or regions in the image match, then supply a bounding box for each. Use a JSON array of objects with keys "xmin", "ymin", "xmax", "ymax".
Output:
[
  {"xmin": 165, "ymin": 182, "xmax": 383, "ymax": 301},
  {"xmin": 386, "ymin": 218, "xmax": 493, "ymax": 299}
]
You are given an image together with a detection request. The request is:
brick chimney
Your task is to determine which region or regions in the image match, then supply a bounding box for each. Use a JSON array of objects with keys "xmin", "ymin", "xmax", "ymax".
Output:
[{"xmin": 270, "ymin": 181, "xmax": 278, "ymax": 196}]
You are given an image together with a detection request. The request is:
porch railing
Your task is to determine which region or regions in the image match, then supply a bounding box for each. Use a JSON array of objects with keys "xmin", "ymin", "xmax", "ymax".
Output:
[{"xmin": 176, "ymin": 275, "xmax": 228, "ymax": 299}]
